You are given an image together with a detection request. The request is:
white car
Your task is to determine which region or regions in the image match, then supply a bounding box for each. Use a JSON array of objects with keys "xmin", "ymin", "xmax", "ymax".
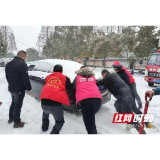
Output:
[
  {"xmin": 28, "ymin": 59, "xmax": 111, "ymax": 112},
  {"xmin": 27, "ymin": 61, "xmax": 38, "ymax": 71},
  {"xmin": 0, "ymin": 58, "xmax": 13, "ymax": 67}
]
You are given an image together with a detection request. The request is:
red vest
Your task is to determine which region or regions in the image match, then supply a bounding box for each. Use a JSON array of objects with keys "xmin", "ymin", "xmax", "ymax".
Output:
[
  {"xmin": 40, "ymin": 72, "xmax": 70, "ymax": 106},
  {"xmin": 112, "ymin": 61, "xmax": 135, "ymax": 84},
  {"xmin": 113, "ymin": 61, "xmax": 135, "ymax": 84},
  {"xmin": 122, "ymin": 66, "xmax": 135, "ymax": 84}
]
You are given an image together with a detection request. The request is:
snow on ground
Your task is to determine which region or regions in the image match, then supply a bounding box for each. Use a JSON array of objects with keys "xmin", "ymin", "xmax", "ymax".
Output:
[{"xmin": 0, "ymin": 66, "xmax": 160, "ymax": 134}]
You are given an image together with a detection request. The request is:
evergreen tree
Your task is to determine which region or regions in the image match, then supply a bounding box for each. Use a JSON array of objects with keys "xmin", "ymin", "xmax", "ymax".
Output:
[
  {"xmin": 134, "ymin": 26, "xmax": 160, "ymax": 58},
  {"xmin": 0, "ymin": 31, "xmax": 7, "ymax": 58},
  {"xmin": 26, "ymin": 48, "xmax": 39, "ymax": 62}
]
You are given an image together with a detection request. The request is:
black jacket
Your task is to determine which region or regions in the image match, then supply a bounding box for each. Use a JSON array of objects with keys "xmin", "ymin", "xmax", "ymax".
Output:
[
  {"xmin": 5, "ymin": 56, "xmax": 32, "ymax": 92},
  {"xmin": 117, "ymin": 69, "xmax": 130, "ymax": 86},
  {"xmin": 96, "ymin": 72, "xmax": 132, "ymax": 99}
]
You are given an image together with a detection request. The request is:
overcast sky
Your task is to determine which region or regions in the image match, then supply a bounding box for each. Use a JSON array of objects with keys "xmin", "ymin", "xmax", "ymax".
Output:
[{"xmin": 11, "ymin": 26, "xmax": 41, "ymax": 52}]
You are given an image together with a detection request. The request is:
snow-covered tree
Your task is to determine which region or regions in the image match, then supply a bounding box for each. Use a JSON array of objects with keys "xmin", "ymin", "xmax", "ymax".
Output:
[
  {"xmin": 0, "ymin": 31, "xmax": 7, "ymax": 58},
  {"xmin": 36, "ymin": 26, "xmax": 55, "ymax": 57},
  {"xmin": 38, "ymin": 25, "xmax": 160, "ymax": 59},
  {"xmin": 0, "ymin": 26, "xmax": 17, "ymax": 53},
  {"xmin": 8, "ymin": 31, "xmax": 17, "ymax": 53},
  {"xmin": 26, "ymin": 48, "xmax": 39, "ymax": 62},
  {"xmin": 94, "ymin": 26, "xmax": 124, "ymax": 34},
  {"xmin": 134, "ymin": 26, "xmax": 160, "ymax": 58}
]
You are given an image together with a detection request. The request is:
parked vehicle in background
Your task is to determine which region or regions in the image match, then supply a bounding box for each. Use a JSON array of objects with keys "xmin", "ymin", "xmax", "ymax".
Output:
[
  {"xmin": 28, "ymin": 59, "xmax": 111, "ymax": 112},
  {"xmin": 0, "ymin": 59, "xmax": 5, "ymax": 67},
  {"xmin": 0, "ymin": 58, "xmax": 13, "ymax": 67},
  {"xmin": 145, "ymin": 50, "xmax": 160, "ymax": 86}
]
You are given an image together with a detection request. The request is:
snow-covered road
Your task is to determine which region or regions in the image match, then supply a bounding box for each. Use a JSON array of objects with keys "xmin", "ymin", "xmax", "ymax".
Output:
[{"xmin": 0, "ymin": 67, "xmax": 160, "ymax": 134}]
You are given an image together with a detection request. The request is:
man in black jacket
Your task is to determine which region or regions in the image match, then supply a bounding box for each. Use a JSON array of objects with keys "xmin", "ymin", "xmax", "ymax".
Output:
[
  {"xmin": 113, "ymin": 66, "xmax": 141, "ymax": 113},
  {"xmin": 5, "ymin": 50, "xmax": 32, "ymax": 128},
  {"xmin": 96, "ymin": 70, "xmax": 146, "ymax": 134},
  {"xmin": 113, "ymin": 66, "xmax": 153, "ymax": 129}
]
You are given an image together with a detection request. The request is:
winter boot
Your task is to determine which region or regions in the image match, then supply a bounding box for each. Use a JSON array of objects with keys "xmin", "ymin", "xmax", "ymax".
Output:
[
  {"xmin": 0, "ymin": 101, "xmax": 2, "ymax": 106},
  {"xmin": 50, "ymin": 120, "xmax": 65, "ymax": 134},
  {"xmin": 42, "ymin": 119, "xmax": 49, "ymax": 132},
  {"xmin": 13, "ymin": 121, "xmax": 25, "ymax": 128},
  {"xmin": 50, "ymin": 126, "xmax": 59, "ymax": 134},
  {"xmin": 8, "ymin": 118, "xmax": 14, "ymax": 124}
]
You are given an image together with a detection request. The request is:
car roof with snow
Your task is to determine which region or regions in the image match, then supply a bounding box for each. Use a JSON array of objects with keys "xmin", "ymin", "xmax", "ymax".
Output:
[
  {"xmin": 27, "ymin": 61, "xmax": 38, "ymax": 66},
  {"xmin": 29, "ymin": 59, "xmax": 83, "ymax": 82}
]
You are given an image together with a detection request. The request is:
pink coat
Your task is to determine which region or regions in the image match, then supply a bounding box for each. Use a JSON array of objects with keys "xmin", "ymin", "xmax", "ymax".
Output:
[{"xmin": 76, "ymin": 75, "xmax": 102, "ymax": 105}]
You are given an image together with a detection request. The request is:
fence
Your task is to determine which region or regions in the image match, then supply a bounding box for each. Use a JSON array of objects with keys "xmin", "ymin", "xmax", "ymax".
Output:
[{"xmin": 82, "ymin": 58, "xmax": 148, "ymax": 70}]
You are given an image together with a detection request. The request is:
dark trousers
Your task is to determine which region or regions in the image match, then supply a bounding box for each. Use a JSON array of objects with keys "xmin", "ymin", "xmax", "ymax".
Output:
[
  {"xmin": 114, "ymin": 96, "xmax": 146, "ymax": 134},
  {"xmin": 130, "ymin": 88, "xmax": 142, "ymax": 114},
  {"xmin": 81, "ymin": 100, "xmax": 101, "ymax": 134},
  {"xmin": 130, "ymin": 83, "xmax": 142, "ymax": 108},
  {"xmin": 131, "ymin": 95, "xmax": 149, "ymax": 126},
  {"xmin": 9, "ymin": 91, "xmax": 25, "ymax": 123},
  {"xmin": 42, "ymin": 104, "xmax": 65, "ymax": 134},
  {"xmin": 130, "ymin": 84, "xmax": 149, "ymax": 126},
  {"xmin": 114, "ymin": 96, "xmax": 133, "ymax": 113},
  {"xmin": 132, "ymin": 98, "xmax": 142, "ymax": 114}
]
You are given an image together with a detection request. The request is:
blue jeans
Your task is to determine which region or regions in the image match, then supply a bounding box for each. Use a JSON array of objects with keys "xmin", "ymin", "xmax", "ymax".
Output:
[{"xmin": 9, "ymin": 91, "xmax": 25, "ymax": 123}]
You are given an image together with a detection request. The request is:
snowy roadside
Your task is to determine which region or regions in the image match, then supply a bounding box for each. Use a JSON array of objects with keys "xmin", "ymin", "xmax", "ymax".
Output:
[{"xmin": 0, "ymin": 67, "xmax": 160, "ymax": 134}]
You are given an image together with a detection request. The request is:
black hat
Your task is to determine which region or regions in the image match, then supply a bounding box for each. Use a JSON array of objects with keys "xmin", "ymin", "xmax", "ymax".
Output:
[
  {"xmin": 53, "ymin": 64, "xmax": 63, "ymax": 72},
  {"xmin": 113, "ymin": 65, "xmax": 122, "ymax": 70}
]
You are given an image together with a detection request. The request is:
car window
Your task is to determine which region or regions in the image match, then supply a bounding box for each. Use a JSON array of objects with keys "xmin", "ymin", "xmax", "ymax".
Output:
[
  {"xmin": 28, "ymin": 65, "xmax": 35, "ymax": 71},
  {"xmin": 34, "ymin": 62, "xmax": 53, "ymax": 73}
]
